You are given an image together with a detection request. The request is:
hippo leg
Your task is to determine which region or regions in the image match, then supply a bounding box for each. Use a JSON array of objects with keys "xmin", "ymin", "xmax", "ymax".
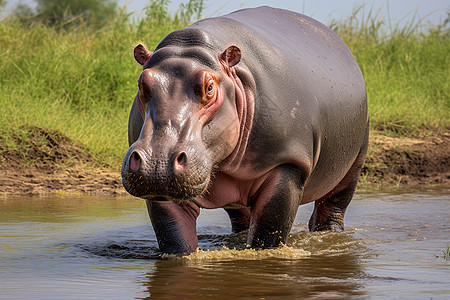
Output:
[
  {"xmin": 146, "ymin": 199, "xmax": 199, "ymax": 254},
  {"xmin": 247, "ymin": 165, "xmax": 304, "ymax": 248},
  {"xmin": 224, "ymin": 208, "xmax": 251, "ymax": 233},
  {"xmin": 309, "ymin": 124, "xmax": 369, "ymax": 232},
  {"xmin": 308, "ymin": 171, "xmax": 359, "ymax": 232}
]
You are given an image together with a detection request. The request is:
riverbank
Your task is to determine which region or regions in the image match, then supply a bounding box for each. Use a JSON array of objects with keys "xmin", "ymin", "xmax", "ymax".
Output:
[
  {"xmin": 362, "ymin": 131, "xmax": 449, "ymax": 186},
  {"xmin": 1, "ymin": 128, "xmax": 448, "ymax": 196}
]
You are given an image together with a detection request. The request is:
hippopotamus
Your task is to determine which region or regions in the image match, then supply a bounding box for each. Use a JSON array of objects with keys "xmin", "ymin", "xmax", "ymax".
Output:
[{"xmin": 122, "ymin": 6, "xmax": 369, "ymax": 254}]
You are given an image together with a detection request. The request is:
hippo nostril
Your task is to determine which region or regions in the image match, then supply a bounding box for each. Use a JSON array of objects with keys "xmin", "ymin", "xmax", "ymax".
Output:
[
  {"xmin": 173, "ymin": 152, "xmax": 187, "ymax": 175},
  {"xmin": 129, "ymin": 151, "xmax": 141, "ymax": 172}
]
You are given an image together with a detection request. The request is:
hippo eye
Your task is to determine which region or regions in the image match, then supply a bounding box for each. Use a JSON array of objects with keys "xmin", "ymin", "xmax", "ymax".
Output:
[
  {"xmin": 205, "ymin": 81, "xmax": 215, "ymax": 99},
  {"xmin": 197, "ymin": 70, "xmax": 219, "ymax": 105}
]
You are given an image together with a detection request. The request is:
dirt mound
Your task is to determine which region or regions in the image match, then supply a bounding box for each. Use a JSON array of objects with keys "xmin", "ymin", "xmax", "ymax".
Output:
[
  {"xmin": 0, "ymin": 126, "xmax": 125, "ymax": 196},
  {"xmin": 362, "ymin": 133, "xmax": 450, "ymax": 186},
  {"xmin": 1, "ymin": 126, "xmax": 94, "ymax": 169}
]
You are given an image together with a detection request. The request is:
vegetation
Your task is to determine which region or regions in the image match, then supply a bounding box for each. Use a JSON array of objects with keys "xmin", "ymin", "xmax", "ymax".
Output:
[
  {"xmin": 0, "ymin": 1, "xmax": 448, "ymax": 169},
  {"xmin": 436, "ymin": 245, "xmax": 450, "ymax": 260},
  {"xmin": 330, "ymin": 5, "xmax": 449, "ymax": 134},
  {"xmin": 6, "ymin": 0, "xmax": 118, "ymax": 27}
]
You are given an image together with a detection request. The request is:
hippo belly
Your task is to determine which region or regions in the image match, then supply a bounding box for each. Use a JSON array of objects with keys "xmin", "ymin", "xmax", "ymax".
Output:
[{"xmin": 122, "ymin": 6, "xmax": 369, "ymax": 253}]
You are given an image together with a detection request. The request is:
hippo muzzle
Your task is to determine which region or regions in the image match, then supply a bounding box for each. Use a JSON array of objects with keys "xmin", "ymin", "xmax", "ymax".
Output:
[{"xmin": 122, "ymin": 136, "xmax": 212, "ymax": 201}]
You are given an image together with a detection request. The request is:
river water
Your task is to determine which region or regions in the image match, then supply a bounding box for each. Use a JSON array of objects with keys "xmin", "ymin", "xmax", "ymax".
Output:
[{"xmin": 0, "ymin": 189, "xmax": 448, "ymax": 299}]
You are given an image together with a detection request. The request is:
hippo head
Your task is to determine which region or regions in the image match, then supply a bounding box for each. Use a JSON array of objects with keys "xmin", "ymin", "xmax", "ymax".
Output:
[{"xmin": 122, "ymin": 43, "xmax": 243, "ymax": 201}]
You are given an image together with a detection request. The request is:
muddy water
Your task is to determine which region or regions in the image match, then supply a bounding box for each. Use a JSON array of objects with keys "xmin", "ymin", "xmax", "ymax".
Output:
[{"xmin": 0, "ymin": 189, "xmax": 448, "ymax": 299}]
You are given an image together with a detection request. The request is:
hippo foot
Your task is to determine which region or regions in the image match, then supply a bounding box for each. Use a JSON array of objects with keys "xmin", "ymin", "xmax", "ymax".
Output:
[
  {"xmin": 308, "ymin": 173, "xmax": 357, "ymax": 233},
  {"xmin": 309, "ymin": 216, "xmax": 345, "ymax": 232},
  {"xmin": 308, "ymin": 174, "xmax": 357, "ymax": 233}
]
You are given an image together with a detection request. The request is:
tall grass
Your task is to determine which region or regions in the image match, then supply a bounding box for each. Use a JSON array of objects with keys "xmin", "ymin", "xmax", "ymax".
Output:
[
  {"xmin": 331, "ymin": 5, "xmax": 449, "ymax": 133},
  {"xmin": 0, "ymin": 2, "xmax": 448, "ymax": 168},
  {"xmin": 0, "ymin": 6, "xmax": 186, "ymax": 167}
]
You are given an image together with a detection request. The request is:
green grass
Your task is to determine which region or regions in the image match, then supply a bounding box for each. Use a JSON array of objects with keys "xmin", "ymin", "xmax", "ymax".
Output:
[
  {"xmin": 0, "ymin": 3, "xmax": 449, "ymax": 168},
  {"xmin": 0, "ymin": 9, "xmax": 184, "ymax": 167},
  {"xmin": 0, "ymin": 20, "xmax": 129, "ymax": 167},
  {"xmin": 330, "ymin": 6, "xmax": 450, "ymax": 134}
]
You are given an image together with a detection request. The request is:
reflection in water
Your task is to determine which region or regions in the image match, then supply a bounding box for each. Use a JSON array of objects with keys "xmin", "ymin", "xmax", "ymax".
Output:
[
  {"xmin": 142, "ymin": 234, "xmax": 366, "ymax": 299},
  {"xmin": 0, "ymin": 190, "xmax": 449, "ymax": 299}
]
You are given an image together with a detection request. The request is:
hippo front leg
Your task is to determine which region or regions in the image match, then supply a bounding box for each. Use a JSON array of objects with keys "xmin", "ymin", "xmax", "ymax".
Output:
[
  {"xmin": 248, "ymin": 165, "xmax": 304, "ymax": 248},
  {"xmin": 146, "ymin": 199, "xmax": 199, "ymax": 254}
]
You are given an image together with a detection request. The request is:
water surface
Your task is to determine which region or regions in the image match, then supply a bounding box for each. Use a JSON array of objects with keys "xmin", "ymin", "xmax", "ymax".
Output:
[{"xmin": 0, "ymin": 189, "xmax": 448, "ymax": 299}]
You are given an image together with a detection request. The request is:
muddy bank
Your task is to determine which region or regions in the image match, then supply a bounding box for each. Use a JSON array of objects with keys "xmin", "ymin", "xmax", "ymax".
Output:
[
  {"xmin": 0, "ymin": 126, "xmax": 126, "ymax": 196},
  {"xmin": 0, "ymin": 127, "xmax": 448, "ymax": 196},
  {"xmin": 363, "ymin": 132, "xmax": 449, "ymax": 186},
  {"xmin": 0, "ymin": 166, "xmax": 125, "ymax": 196}
]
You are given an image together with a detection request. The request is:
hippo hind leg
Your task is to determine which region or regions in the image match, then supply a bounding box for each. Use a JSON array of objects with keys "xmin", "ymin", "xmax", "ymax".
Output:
[
  {"xmin": 224, "ymin": 208, "xmax": 251, "ymax": 233},
  {"xmin": 309, "ymin": 123, "xmax": 369, "ymax": 232},
  {"xmin": 308, "ymin": 172, "xmax": 358, "ymax": 232}
]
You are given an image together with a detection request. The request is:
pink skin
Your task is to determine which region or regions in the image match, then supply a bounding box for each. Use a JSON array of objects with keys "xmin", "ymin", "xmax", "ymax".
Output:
[
  {"xmin": 129, "ymin": 152, "xmax": 141, "ymax": 172},
  {"xmin": 217, "ymin": 51, "xmax": 255, "ymax": 177},
  {"xmin": 191, "ymin": 46, "xmax": 268, "ymax": 210},
  {"xmin": 193, "ymin": 47, "xmax": 286, "ymax": 210},
  {"xmin": 173, "ymin": 152, "xmax": 186, "ymax": 175}
]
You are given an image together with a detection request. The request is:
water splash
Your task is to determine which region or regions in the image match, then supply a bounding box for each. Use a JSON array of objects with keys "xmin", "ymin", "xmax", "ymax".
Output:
[{"xmin": 162, "ymin": 244, "xmax": 311, "ymax": 260}]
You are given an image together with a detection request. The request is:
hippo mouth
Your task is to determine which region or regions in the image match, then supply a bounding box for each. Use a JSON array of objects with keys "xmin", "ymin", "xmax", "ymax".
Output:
[
  {"xmin": 141, "ymin": 177, "xmax": 211, "ymax": 203},
  {"xmin": 122, "ymin": 171, "xmax": 211, "ymax": 202}
]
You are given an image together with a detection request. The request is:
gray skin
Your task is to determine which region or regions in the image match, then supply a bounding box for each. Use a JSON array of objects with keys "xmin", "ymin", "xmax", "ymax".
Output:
[{"xmin": 122, "ymin": 6, "xmax": 369, "ymax": 254}]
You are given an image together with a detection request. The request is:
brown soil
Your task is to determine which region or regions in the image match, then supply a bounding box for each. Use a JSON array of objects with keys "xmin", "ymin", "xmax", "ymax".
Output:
[
  {"xmin": 362, "ymin": 132, "xmax": 449, "ymax": 186},
  {"xmin": 0, "ymin": 126, "xmax": 448, "ymax": 196},
  {"xmin": 0, "ymin": 126, "xmax": 125, "ymax": 196}
]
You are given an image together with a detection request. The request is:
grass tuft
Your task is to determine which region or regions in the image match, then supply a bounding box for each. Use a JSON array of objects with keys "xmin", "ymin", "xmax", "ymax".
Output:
[{"xmin": 435, "ymin": 245, "xmax": 450, "ymax": 260}]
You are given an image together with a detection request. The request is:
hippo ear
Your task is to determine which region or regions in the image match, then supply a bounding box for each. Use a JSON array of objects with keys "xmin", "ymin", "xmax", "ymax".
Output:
[
  {"xmin": 220, "ymin": 45, "xmax": 241, "ymax": 67},
  {"xmin": 134, "ymin": 44, "xmax": 153, "ymax": 66}
]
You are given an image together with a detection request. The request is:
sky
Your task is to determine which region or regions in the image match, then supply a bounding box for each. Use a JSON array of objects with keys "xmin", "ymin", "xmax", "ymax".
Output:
[
  {"xmin": 118, "ymin": 0, "xmax": 449, "ymax": 26},
  {"xmin": 4, "ymin": 0, "xmax": 450, "ymax": 27}
]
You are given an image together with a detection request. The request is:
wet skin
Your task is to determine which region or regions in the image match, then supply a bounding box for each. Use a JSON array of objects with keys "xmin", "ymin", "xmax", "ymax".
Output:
[{"xmin": 122, "ymin": 6, "xmax": 369, "ymax": 253}]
